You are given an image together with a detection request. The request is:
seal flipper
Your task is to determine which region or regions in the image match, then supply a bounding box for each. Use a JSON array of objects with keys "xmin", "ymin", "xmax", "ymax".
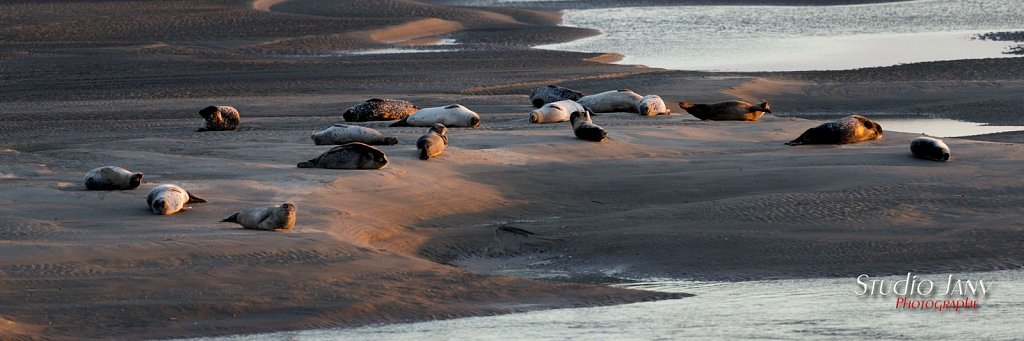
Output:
[
  {"xmin": 390, "ymin": 117, "xmax": 410, "ymax": 127},
  {"xmin": 186, "ymin": 191, "xmax": 207, "ymax": 203},
  {"xmin": 221, "ymin": 213, "xmax": 239, "ymax": 223},
  {"xmin": 786, "ymin": 129, "xmax": 811, "ymax": 146}
]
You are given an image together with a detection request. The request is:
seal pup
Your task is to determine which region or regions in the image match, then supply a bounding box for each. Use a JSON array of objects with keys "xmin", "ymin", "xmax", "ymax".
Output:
[
  {"xmin": 297, "ymin": 142, "xmax": 389, "ymax": 169},
  {"xmin": 416, "ymin": 123, "xmax": 448, "ymax": 160},
  {"xmin": 529, "ymin": 100, "xmax": 585, "ymax": 124},
  {"xmin": 390, "ymin": 104, "xmax": 481, "ymax": 128},
  {"xmin": 637, "ymin": 95, "xmax": 670, "ymax": 116},
  {"xmin": 146, "ymin": 184, "xmax": 206, "ymax": 215},
  {"xmin": 679, "ymin": 100, "xmax": 771, "ymax": 121},
  {"xmin": 570, "ymin": 110, "xmax": 607, "ymax": 142},
  {"xmin": 343, "ymin": 98, "xmax": 419, "ymax": 122},
  {"xmin": 311, "ymin": 124, "xmax": 398, "ymax": 146},
  {"xmin": 910, "ymin": 136, "xmax": 950, "ymax": 161},
  {"xmin": 529, "ymin": 85, "xmax": 585, "ymax": 108},
  {"xmin": 84, "ymin": 166, "xmax": 143, "ymax": 190},
  {"xmin": 197, "ymin": 105, "xmax": 241, "ymax": 131},
  {"xmin": 577, "ymin": 89, "xmax": 643, "ymax": 113},
  {"xmin": 221, "ymin": 203, "xmax": 296, "ymax": 231},
  {"xmin": 785, "ymin": 115, "xmax": 883, "ymax": 146}
]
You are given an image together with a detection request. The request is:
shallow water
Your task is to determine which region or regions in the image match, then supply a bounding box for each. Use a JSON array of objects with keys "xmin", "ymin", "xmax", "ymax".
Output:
[
  {"xmin": 875, "ymin": 118, "xmax": 1024, "ymax": 137},
  {"xmin": 536, "ymin": 0, "xmax": 1024, "ymax": 71},
  {"xmin": 195, "ymin": 270, "xmax": 1024, "ymax": 340}
]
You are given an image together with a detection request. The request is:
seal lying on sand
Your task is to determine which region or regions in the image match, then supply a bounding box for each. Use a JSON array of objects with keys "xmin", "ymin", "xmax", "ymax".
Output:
[
  {"xmin": 84, "ymin": 166, "xmax": 143, "ymax": 190},
  {"xmin": 147, "ymin": 184, "xmax": 206, "ymax": 215},
  {"xmin": 529, "ymin": 100, "xmax": 585, "ymax": 124},
  {"xmin": 417, "ymin": 123, "xmax": 448, "ymax": 160},
  {"xmin": 390, "ymin": 104, "xmax": 481, "ymax": 128},
  {"xmin": 570, "ymin": 110, "xmax": 607, "ymax": 142},
  {"xmin": 911, "ymin": 136, "xmax": 950, "ymax": 161},
  {"xmin": 343, "ymin": 98, "xmax": 419, "ymax": 122},
  {"xmin": 197, "ymin": 106, "xmax": 241, "ymax": 132},
  {"xmin": 529, "ymin": 85, "xmax": 585, "ymax": 108},
  {"xmin": 679, "ymin": 100, "xmax": 771, "ymax": 121},
  {"xmin": 637, "ymin": 95, "xmax": 670, "ymax": 116},
  {"xmin": 786, "ymin": 115, "xmax": 883, "ymax": 146},
  {"xmin": 221, "ymin": 203, "xmax": 296, "ymax": 231},
  {"xmin": 577, "ymin": 89, "xmax": 643, "ymax": 113},
  {"xmin": 297, "ymin": 142, "xmax": 389, "ymax": 169},
  {"xmin": 311, "ymin": 124, "xmax": 398, "ymax": 145}
]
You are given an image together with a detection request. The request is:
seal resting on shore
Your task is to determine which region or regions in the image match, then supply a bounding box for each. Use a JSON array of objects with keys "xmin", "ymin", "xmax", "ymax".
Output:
[
  {"xmin": 529, "ymin": 100, "xmax": 585, "ymax": 124},
  {"xmin": 416, "ymin": 123, "xmax": 448, "ymax": 160},
  {"xmin": 679, "ymin": 100, "xmax": 771, "ymax": 121},
  {"xmin": 343, "ymin": 98, "xmax": 419, "ymax": 122},
  {"xmin": 197, "ymin": 105, "xmax": 240, "ymax": 131},
  {"xmin": 785, "ymin": 115, "xmax": 883, "ymax": 146},
  {"xmin": 146, "ymin": 184, "xmax": 206, "ymax": 215},
  {"xmin": 297, "ymin": 142, "xmax": 389, "ymax": 169},
  {"xmin": 910, "ymin": 136, "xmax": 950, "ymax": 161},
  {"xmin": 311, "ymin": 124, "xmax": 398, "ymax": 145},
  {"xmin": 570, "ymin": 110, "xmax": 607, "ymax": 142},
  {"xmin": 221, "ymin": 203, "xmax": 296, "ymax": 231},
  {"xmin": 390, "ymin": 104, "xmax": 481, "ymax": 128},
  {"xmin": 83, "ymin": 166, "xmax": 143, "ymax": 190},
  {"xmin": 637, "ymin": 95, "xmax": 670, "ymax": 116},
  {"xmin": 577, "ymin": 89, "xmax": 643, "ymax": 113},
  {"xmin": 529, "ymin": 85, "xmax": 585, "ymax": 108}
]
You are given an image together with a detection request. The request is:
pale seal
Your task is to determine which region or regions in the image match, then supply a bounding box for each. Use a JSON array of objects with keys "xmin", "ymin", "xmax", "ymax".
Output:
[
  {"xmin": 297, "ymin": 142, "xmax": 389, "ymax": 169},
  {"xmin": 637, "ymin": 95, "xmax": 670, "ymax": 116},
  {"xmin": 416, "ymin": 123, "xmax": 448, "ymax": 160},
  {"xmin": 679, "ymin": 100, "xmax": 771, "ymax": 121},
  {"xmin": 529, "ymin": 85, "xmax": 585, "ymax": 108},
  {"xmin": 390, "ymin": 104, "xmax": 481, "ymax": 128},
  {"xmin": 529, "ymin": 100, "xmax": 585, "ymax": 124},
  {"xmin": 786, "ymin": 115, "xmax": 883, "ymax": 146},
  {"xmin": 221, "ymin": 203, "xmax": 296, "ymax": 231},
  {"xmin": 570, "ymin": 110, "xmax": 607, "ymax": 142},
  {"xmin": 146, "ymin": 184, "xmax": 207, "ymax": 215},
  {"xmin": 910, "ymin": 136, "xmax": 950, "ymax": 161},
  {"xmin": 577, "ymin": 89, "xmax": 643, "ymax": 113},
  {"xmin": 197, "ymin": 106, "xmax": 240, "ymax": 132},
  {"xmin": 84, "ymin": 166, "xmax": 143, "ymax": 190},
  {"xmin": 343, "ymin": 98, "xmax": 419, "ymax": 122},
  {"xmin": 311, "ymin": 124, "xmax": 398, "ymax": 145}
]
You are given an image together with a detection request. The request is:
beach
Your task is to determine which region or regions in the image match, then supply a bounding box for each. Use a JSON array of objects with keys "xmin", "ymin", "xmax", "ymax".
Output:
[{"xmin": 2, "ymin": 0, "xmax": 1024, "ymax": 339}]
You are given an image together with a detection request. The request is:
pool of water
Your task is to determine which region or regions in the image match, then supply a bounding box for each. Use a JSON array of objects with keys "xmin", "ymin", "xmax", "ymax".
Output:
[
  {"xmin": 874, "ymin": 118, "xmax": 1024, "ymax": 137},
  {"xmin": 193, "ymin": 270, "xmax": 1024, "ymax": 340},
  {"xmin": 536, "ymin": 0, "xmax": 1024, "ymax": 71}
]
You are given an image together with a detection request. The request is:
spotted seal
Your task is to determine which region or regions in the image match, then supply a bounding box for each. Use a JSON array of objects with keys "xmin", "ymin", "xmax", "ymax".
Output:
[
  {"xmin": 221, "ymin": 203, "xmax": 296, "ymax": 231},
  {"xmin": 343, "ymin": 98, "xmax": 419, "ymax": 122},
  {"xmin": 529, "ymin": 100, "xmax": 586, "ymax": 124},
  {"xmin": 529, "ymin": 85, "xmax": 585, "ymax": 108},
  {"xmin": 390, "ymin": 104, "xmax": 481, "ymax": 128},
  {"xmin": 577, "ymin": 89, "xmax": 643, "ymax": 113},
  {"xmin": 197, "ymin": 105, "xmax": 240, "ymax": 131},
  {"xmin": 637, "ymin": 95, "xmax": 670, "ymax": 116},
  {"xmin": 146, "ymin": 184, "xmax": 206, "ymax": 215},
  {"xmin": 416, "ymin": 123, "xmax": 448, "ymax": 160},
  {"xmin": 311, "ymin": 124, "xmax": 398, "ymax": 145},
  {"xmin": 570, "ymin": 110, "xmax": 607, "ymax": 142},
  {"xmin": 84, "ymin": 166, "xmax": 143, "ymax": 190},
  {"xmin": 786, "ymin": 115, "xmax": 883, "ymax": 146}
]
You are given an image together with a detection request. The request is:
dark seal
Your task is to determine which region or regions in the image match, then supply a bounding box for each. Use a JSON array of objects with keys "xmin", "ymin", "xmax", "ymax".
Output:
[
  {"xmin": 343, "ymin": 98, "xmax": 419, "ymax": 122},
  {"xmin": 529, "ymin": 85, "xmax": 585, "ymax": 108}
]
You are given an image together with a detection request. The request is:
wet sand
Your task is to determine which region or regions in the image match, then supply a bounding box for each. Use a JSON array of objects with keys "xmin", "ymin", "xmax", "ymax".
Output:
[{"xmin": 2, "ymin": 0, "xmax": 1024, "ymax": 339}]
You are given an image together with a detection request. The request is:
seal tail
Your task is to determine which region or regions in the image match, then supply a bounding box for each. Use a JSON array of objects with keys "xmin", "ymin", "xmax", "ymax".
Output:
[
  {"xmin": 389, "ymin": 117, "xmax": 410, "ymax": 127},
  {"xmin": 297, "ymin": 161, "xmax": 314, "ymax": 168},
  {"xmin": 186, "ymin": 191, "xmax": 207, "ymax": 204},
  {"xmin": 221, "ymin": 213, "xmax": 238, "ymax": 223}
]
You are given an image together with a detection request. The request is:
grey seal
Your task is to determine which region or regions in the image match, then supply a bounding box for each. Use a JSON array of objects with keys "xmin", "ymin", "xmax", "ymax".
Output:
[
  {"xmin": 570, "ymin": 110, "xmax": 607, "ymax": 142},
  {"xmin": 221, "ymin": 203, "xmax": 296, "ymax": 231},
  {"xmin": 197, "ymin": 105, "xmax": 240, "ymax": 131},
  {"xmin": 786, "ymin": 115, "xmax": 883, "ymax": 146},
  {"xmin": 910, "ymin": 136, "xmax": 950, "ymax": 161},
  {"xmin": 311, "ymin": 124, "xmax": 398, "ymax": 145},
  {"xmin": 416, "ymin": 123, "xmax": 448, "ymax": 160},
  {"xmin": 297, "ymin": 142, "xmax": 389, "ymax": 169},
  {"xmin": 147, "ymin": 184, "xmax": 206, "ymax": 215},
  {"xmin": 84, "ymin": 166, "xmax": 143, "ymax": 190},
  {"xmin": 529, "ymin": 85, "xmax": 585, "ymax": 108},
  {"xmin": 679, "ymin": 100, "xmax": 771, "ymax": 121}
]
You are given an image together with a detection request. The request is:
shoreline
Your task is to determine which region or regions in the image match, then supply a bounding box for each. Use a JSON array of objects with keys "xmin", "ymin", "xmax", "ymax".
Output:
[{"xmin": 2, "ymin": 0, "xmax": 1024, "ymax": 339}]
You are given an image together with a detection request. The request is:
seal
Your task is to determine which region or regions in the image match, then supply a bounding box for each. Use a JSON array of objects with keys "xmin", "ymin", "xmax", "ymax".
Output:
[
  {"xmin": 390, "ymin": 104, "xmax": 481, "ymax": 128},
  {"xmin": 577, "ymin": 89, "xmax": 643, "ymax": 113},
  {"xmin": 570, "ymin": 110, "xmax": 607, "ymax": 142},
  {"xmin": 679, "ymin": 100, "xmax": 771, "ymax": 121},
  {"xmin": 529, "ymin": 85, "xmax": 585, "ymax": 108},
  {"xmin": 416, "ymin": 123, "xmax": 448, "ymax": 160},
  {"xmin": 637, "ymin": 95, "xmax": 670, "ymax": 116},
  {"xmin": 529, "ymin": 100, "xmax": 585, "ymax": 124},
  {"xmin": 84, "ymin": 166, "xmax": 143, "ymax": 190},
  {"xmin": 311, "ymin": 124, "xmax": 398, "ymax": 145},
  {"xmin": 197, "ymin": 105, "xmax": 240, "ymax": 131},
  {"xmin": 297, "ymin": 142, "xmax": 389, "ymax": 169},
  {"xmin": 221, "ymin": 203, "xmax": 296, "ymax": 231},
  {"xmin": 146, "ymin": 184, "xmax": 207, "ymax": 215},
  {"xmin": 343, "ymin": 98, "xmax": 419, "ymax": 122},
  {"xmin": 910, "ymin": 136, "xmax": 950, "ymax": 161},
  {"xmin": 785, "ymin": 115, "xmax": 883, "ymax": 146}
]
